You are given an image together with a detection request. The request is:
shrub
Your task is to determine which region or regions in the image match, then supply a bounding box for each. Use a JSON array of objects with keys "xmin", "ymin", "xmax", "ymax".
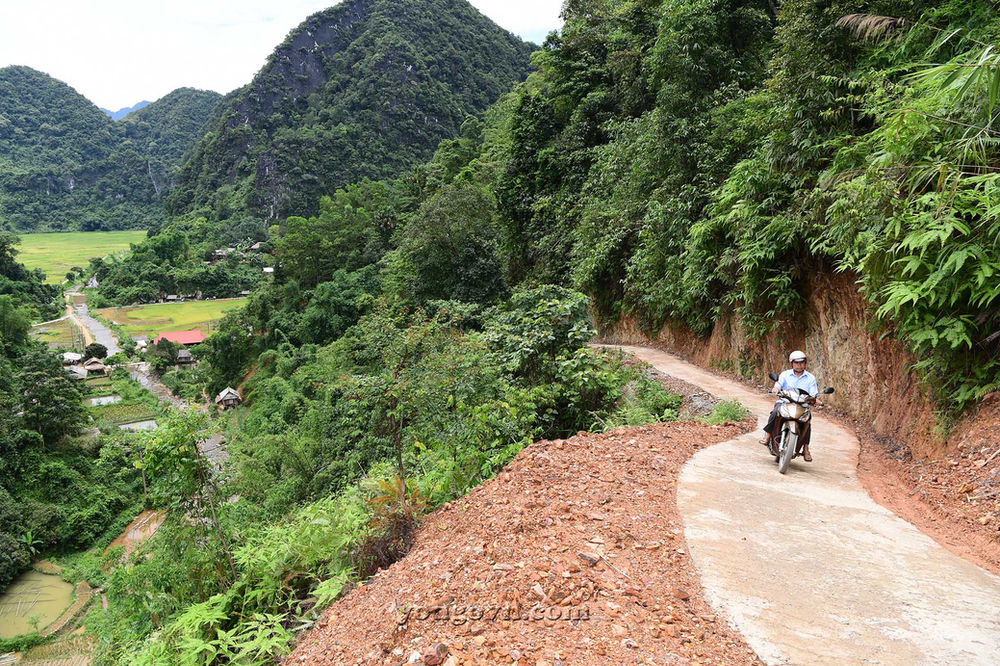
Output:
[{"xmin": 703, "ymin": 399, "xmax": 750, "ymax": 425}]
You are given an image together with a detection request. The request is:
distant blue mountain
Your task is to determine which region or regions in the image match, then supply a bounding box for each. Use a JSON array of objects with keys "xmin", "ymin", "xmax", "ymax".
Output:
[{"xmin": 100, "ymin": 100, "xmax": 151, "ymax": 120}]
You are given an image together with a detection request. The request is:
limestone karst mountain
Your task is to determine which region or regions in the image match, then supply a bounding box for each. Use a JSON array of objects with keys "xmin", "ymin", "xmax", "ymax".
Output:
[
  {"xmin": 164, "ymin": 0, "xmax": 535, "ymax": 222},
  {"xmin": 0, "ymin": 66, "xmax": 220, "ymax": 231}
]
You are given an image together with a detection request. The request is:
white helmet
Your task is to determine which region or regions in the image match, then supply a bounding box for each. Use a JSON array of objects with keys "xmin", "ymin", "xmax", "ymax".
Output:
[{"xmin": 789, "ymin": 350, "xmax": 807, "ymax": 363}]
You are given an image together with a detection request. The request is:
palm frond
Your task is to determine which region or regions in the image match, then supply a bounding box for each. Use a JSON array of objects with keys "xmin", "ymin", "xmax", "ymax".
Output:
[{"xmin": 836, "ymin": 14, "xmax": 911, "ymax": 42}]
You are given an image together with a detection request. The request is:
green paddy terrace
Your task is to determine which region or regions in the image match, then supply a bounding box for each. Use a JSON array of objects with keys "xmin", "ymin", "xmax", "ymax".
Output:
[
  {"xmin": 96, "ymin": 298, "xmax": 247, "ymax": 339},
  {"xmin": 30, "ymin": 317, "xmax": 84, "ymax": 349},
  {"xmin": 17, "ymin": 230, "xmax": 147, "ymax": 283}
]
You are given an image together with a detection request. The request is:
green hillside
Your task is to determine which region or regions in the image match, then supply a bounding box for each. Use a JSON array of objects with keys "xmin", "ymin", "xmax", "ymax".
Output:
[
  {"xmin": 164, "ymin": 0, "xmax": 534, "ymax": 222},
  {"xmin": 0, "ymin": 67, "xmax": 219, "ymax": 232}
]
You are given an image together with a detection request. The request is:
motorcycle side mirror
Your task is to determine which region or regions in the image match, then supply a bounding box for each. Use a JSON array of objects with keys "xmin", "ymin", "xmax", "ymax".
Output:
[
  {"xmin": 768, "ymin": 372, "xmax": 778, "ymax": 382},
  {"xmin": 823, "ymin": 387, "xmax": 835, "ymax": 394}
]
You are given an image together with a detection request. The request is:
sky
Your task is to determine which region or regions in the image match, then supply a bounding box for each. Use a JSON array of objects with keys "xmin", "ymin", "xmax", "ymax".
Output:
[{"xmin": 0, "ymin": 0, "xmax": 564, "ymax": 111}]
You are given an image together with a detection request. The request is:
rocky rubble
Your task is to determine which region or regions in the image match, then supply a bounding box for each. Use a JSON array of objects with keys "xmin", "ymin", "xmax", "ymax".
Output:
[{"xmin": 286, "ymin": 419, "xmax": 761, "ymax": 665}]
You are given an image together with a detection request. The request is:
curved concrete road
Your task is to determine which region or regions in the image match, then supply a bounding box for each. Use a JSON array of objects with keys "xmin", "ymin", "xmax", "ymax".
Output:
[{"xmin": 606, "ymin": 345, "xmax": 1000, "ymax": 665}]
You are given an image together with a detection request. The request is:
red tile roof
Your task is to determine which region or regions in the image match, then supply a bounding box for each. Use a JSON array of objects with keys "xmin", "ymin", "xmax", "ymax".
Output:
[{"xmin": 152, "ymin": 330, "xmax": 207, "ymax": 346}]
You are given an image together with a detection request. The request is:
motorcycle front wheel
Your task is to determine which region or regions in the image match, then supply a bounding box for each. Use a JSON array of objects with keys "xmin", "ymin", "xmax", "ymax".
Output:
[{"xmin": 777, "ymin": 428, "xmax": 797, "ymax": 474}]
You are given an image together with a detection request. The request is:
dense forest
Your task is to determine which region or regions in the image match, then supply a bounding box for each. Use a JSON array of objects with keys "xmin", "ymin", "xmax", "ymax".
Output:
[
  {"xmin": 7, "ymin": 0, "xmax": 1000, "ymax": 663},
  {"xmin": 119, "ymin": 0, "xmax": 1000, "ymax": 410},
  {"xmin": 0, "ymin": 67, "xmax": 219, "ymax": 231},
  {"xmin": 164, "ymin": 0, "xmax": 536, "ymax": 222}
]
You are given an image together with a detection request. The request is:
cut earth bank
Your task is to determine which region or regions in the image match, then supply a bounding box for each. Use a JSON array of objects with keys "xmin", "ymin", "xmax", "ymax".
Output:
[{"xmin": 599, "ymin": 270, "xmax": 1000, "ymax": 574}]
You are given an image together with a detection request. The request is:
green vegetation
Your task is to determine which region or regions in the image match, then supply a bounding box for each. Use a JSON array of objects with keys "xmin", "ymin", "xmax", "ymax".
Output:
[
  {"xmin": 0, "ymin": 233, "xmax": 58, "ymax": 320},
  {"xmin": 0, "ymin": 236, "xmax": 147, "ymax": 597},
  {"xmin": 97, "ymin": 298, "xmax": 247, "ymax": 339},
  {"xmin": 0, "ymin": 66, "xmax": 219, "ymax": 232},
  {"xmin": 165, "ymin": 0, "xmax": 534, "ymax": 222},
  {"xmin": 13, "ymin": 0, "xmax": 1000, "ymax": 664},
  {"xmin": 86, "ymin": 371, "xmax": 163, "ymax": 428},
  {"xmin": 89, "ymin": 231, "xmax": 265, "ymax": 305},
  {"xmin": 488, "ymin": 0, "xmax": 998, "ymax": 409},
  {"xmin": 703, "ymin": 400, "xmax": 752, "ymax": 426},
  {"xmin": 93, "ymin": 287, "xmax": 666, "ymax": 664},
  {"xmin": 30, "ymin": 317, "xmax": 84, "ymax": 350},
  {"xmin": 17, "ymin": 230, "xmax": 147, "ymax": 283}
]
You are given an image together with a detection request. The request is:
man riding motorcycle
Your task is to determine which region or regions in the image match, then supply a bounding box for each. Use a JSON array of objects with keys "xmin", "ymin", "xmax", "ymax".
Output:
[{"xmin": 760, "ymin": 350, "xmax": 818, "ymax": 462}]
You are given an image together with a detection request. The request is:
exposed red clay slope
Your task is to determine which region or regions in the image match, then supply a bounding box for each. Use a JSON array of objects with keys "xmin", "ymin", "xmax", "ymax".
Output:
[
  {"xmin": 854, "ymin": 391, "xmax": 1000, "ymax": 574},
  {"xmin": 286, "ymin": 420, "xmax": 759, "ymax": 666},
  {"xmin": 601, "ymin": 271, "xmax": 941, "ymax": 459}
]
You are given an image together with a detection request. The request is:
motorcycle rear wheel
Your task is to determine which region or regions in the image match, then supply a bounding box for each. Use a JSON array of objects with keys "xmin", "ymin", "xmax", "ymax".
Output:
[{"xmin": 777, "ymin": 428, "xmax": 797, "ymax": 474}]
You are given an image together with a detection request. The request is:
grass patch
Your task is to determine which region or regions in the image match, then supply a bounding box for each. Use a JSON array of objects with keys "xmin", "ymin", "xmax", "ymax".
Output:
[
  {"xmin": 0, "ymin": 633, "xmax": 46, "ymax": 653},
  {"xmin": 97, "ymin": 298, "xmax": 247, "ymax": 339},
  {"xmin": 702, "ymin": 399, "xmax": 750, "ymax": 425},
  {"xmin": 593, "ymin": 376, "xmax": 683, "ymax": 431},
  {"xmin": 18, "ymin": 230, "xmax": 147, "ymax": 284}
]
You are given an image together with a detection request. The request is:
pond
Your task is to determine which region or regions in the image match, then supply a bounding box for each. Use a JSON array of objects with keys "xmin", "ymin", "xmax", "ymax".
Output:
[
  {"xmin": 87, "ymin": 394, "xmax": 122, "ymax": 406},
  {"xmin": 0, "ymin": 570, "xmax": 74, "ymax": 638},
  {"xmin": 118, "ymin": 419, "xmax": 157, "ymax": 431}
]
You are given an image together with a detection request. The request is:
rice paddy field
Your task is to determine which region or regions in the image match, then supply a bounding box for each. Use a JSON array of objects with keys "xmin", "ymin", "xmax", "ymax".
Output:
[
  {"xmin": 17, "ymin": 230, "xmax": 147, "ymax": 283},
  {"xmin": 96, "ymin": 298, "xmax": 247, "ymax": 339},
  {"xmin": 29, "ymin": 317, "xmax": 84, "ymax": 349},
  {"xmin": 90, "ymin": 401, "xmax": 159, "ymax": 426}
]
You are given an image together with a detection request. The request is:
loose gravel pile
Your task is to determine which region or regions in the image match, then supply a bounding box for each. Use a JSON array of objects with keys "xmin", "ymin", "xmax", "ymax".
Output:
[{"xmin": 287, "ymin": 419, "xmax": 761, "ymax": 666}]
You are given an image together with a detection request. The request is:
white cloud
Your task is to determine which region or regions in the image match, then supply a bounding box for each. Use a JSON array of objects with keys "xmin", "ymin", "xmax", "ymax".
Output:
[{"xmin": 0, "ymin": 1, "xmax": 563, "ymax": 110}]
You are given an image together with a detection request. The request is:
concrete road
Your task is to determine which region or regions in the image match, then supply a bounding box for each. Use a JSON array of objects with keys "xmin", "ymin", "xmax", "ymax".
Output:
[{"xmin": 605, "ymin": 345, "xmax": 1000, "ymax": 665}]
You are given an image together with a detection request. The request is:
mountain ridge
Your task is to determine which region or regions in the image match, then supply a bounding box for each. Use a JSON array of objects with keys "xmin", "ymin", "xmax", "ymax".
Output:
[
  {"xmin": 0, "ymin": 66, "xmax": 220, "ymax": 231},
  {"xmin": 165, "ymin": 0, "xmax": 535, "ymax": 222},
  {"xmin": 101, "ymin": 100, "xmax": 152, "ymax": 121}
]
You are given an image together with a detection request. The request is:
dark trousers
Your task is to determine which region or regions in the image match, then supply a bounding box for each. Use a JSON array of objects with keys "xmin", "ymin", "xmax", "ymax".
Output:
[{"xmin": 763, "ymin": 401, "xmax": 811, "ymax": 448}]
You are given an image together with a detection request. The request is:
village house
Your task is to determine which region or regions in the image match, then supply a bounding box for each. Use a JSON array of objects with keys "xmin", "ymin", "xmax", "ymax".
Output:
[
  {"xmin": 67, "ymin": 366, "xmax": 88, "ymax": 381},
  {"xmin": 214, "ymin": 387, "xmax": 242, "ymax": 409},
  {"xmin": 83, "ymin": 357, "xmax": 108, "ymax": 375},
  {"xmin": 176, "ymin": 349, "xmax": 195, "ymax": 365},
  {"xmin": 62, "ymin": 352, "xmax": 83, "ymax": 366}
]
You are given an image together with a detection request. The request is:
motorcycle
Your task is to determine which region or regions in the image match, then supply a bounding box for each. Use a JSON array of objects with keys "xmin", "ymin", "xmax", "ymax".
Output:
[{"xmin": 766, "ymin": 372, "xmax": 835, "ymax": 474}]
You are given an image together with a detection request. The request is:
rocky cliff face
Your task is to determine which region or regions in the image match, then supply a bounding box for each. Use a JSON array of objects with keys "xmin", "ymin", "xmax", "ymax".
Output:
[
  {"xmin": 166, "ymin": 0, "xmax": 535, "ymax": 222},
  {"xmin": 600, "ymin": 271, "xmax": 944, "ymax": 459}
]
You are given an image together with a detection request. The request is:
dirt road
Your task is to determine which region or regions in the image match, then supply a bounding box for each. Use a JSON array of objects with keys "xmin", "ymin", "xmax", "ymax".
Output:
[
  {"xmin": 607, "ymin": 345, "xmax": 1000, "ymax": 665},
  {"xmin": 64, "ymin": 288, "xmax": 94, "ymax": 347}
]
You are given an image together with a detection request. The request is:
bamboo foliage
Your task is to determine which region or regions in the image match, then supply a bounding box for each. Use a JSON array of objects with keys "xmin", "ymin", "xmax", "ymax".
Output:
[{"xmin": 829, "ymin": 12, "xmax": 1000, "ymax": 406}]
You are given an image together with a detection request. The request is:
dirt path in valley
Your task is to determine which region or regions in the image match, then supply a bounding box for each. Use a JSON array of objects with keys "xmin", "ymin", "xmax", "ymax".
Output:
[
  {"xmin": 63, "ymin": 288, "xmax": 93, "ymax": 347},
  {"xmin": 608, "ymin": 345, "xmax": 1000, "ymax": 665}
]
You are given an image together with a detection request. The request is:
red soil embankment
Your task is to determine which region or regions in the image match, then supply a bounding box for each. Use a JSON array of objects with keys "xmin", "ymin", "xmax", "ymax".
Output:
[
  {"xmin": 599, "ymin": 274, "xmax": 1000, "ymax": 573},
  {"xmin": 287, "ymin": 420, "xmax": 760, "ymax": 665},
  {"xmin": 600, "ymin": 271, "xmax": 941, "ymax": 459}
]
